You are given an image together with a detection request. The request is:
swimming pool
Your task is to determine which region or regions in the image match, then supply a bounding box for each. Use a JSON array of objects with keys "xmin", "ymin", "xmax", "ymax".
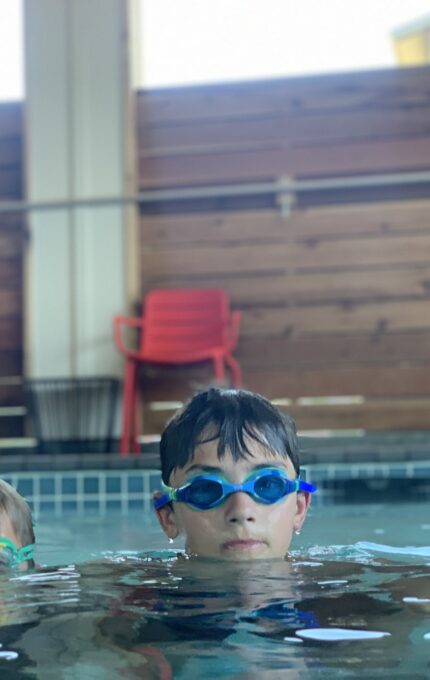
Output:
[
  {"xmin": 0, "ymin": 499, "xmax": 428, "ymax": 679},
  {"xmin": 34, "ymin": 500, "xmax": 430, "ymax": 566}
]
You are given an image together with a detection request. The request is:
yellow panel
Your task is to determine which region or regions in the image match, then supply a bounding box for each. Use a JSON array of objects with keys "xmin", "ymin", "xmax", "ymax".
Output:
[{"xmin": 393, "ymin": 32, "xmax": 428, "ymax": 66}]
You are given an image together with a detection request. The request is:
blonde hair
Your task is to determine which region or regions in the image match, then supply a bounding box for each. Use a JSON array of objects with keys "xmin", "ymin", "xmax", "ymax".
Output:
[{"xmin": 0, "ymin": 479, "xmax": 35, "ymax": 549}]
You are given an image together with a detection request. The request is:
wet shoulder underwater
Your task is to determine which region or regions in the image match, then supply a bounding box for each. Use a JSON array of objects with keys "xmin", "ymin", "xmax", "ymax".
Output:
[{"xmin": 0, "ymin": 544, "xmax": 429, "ymax": 679}]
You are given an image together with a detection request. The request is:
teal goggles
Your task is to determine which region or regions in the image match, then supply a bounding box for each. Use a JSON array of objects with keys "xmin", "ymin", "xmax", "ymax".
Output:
[
  {"xmin": 154, "ymin": 467, "xmax": 317, "ymax": 511},
  {"xmin": 0, "ymin": 538, "xmax": 35, "ymax": 569}
]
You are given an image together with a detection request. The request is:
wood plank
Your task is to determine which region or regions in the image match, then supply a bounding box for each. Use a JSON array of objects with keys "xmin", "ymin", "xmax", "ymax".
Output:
[
  {"xmin": 240, "ymin": 300, "xmax": 430, "ymax": 336},
  {"xmin": 141, "ymin": 234, "xmax": 430, "ymax": 278},
  {"xmin": 141, "ymin": 202, "xmax": 430, "ymax": 246},
  {"xmin": 0, "ymin": 103, "xmax": 22, "ymax": 138},
  {"xmin": 0, "ymin": 213, "xmax": 26, "ymax": 229},
  {"xmin": 0, "ymin": 319, "xmax": 22, "ymax": 350},
  {"xmin": 143, "ymin": 266, "xmax": 430, "ymax": 306},
  {"xmin": 0, "ymin": 259, "xmax": 21, "ymax": 288},
  {"xmin": 139, "ymin": 106, "xmax": 430, "ymax": 155},
  {"xmin": 0, "ymin": 168, "xmax": 22, "ymax": 198},
  {"xmin": 137, "ymin": 67, "xmax": 430, "ymax": 123},
  {"xmin": 0, "ymin": 351, "xmax": 22, "ymax": 375},
  {"xmin": 0, "ymin": 385, "xmax": 23, "ymax": 407},
  {"xmin": 245, "ymin": 366, "xmax": 430, "ymax": 399},
  {"xmin": 236, "ymin": 332, "xmax": 430, "ymax": 368},
  {"xmin": 139, "ymin": 136, "xmax": 430, "ymax": 187},
  {"xmin": 0, "ymin": 230, "xmax": 25, "ymax": 258},
  {"xmin": 0, "ymin": 138, "xmax": 22, "ymax": 168},
  {"xmin": 0, "ymin": 290, "xmax": 21, "ymax": 317},
  {"xmin": 285, "ymin": 400, "xmax": 430, "ymax": 431},
  {"xmin": 0, "ymin": 416, "xmax": 24, "ymax": 438},
  {"xmin": 141, "ymin": 397, "xmax": 430, "ymax": 434},
  {"xmin": 136, "ymin": 364, "xmax": 430, "ymax": 400}
]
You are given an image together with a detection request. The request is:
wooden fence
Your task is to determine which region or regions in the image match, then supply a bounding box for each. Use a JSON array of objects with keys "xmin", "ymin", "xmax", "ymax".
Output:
[
  {"xmin": 137, "ymin": 66, "xmax": 430, "ymax": 186},
  {"xmin": 1, "ymin": 66, "xmax": 430, "ymax": 439},
  {"xmin": 137, "ymin": 67, "xmax": 430, "ymax": 434},
  {"xmin": 0, "ymin": 102, "xmax": 24, "ymax": 437}
]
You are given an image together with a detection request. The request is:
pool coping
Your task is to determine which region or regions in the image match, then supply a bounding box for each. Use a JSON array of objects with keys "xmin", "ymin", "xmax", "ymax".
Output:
[
  {"xmin": 1, "ymin": 448, "xmax": 430, "ymax": 473},
  {"xmin": 1, "ymin": 431, "xmax": 430, "ymax": 473}
]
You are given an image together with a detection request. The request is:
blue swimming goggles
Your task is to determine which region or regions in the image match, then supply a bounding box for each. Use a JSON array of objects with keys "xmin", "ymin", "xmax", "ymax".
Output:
[
  {"xmin": 0, "ymin": 538, "xmax": 35, "ymax": 569},
  {"xmin": 154, "ymin": 467, "xmax": 317, "ymax": 511}
]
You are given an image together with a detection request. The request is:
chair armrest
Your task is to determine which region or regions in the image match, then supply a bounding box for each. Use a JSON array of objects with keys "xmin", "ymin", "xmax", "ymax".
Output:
[
  {"xmin": 229, "ymin": 310, "xmax": 241, "ymax": 347},
  {"xmin": 113, "ymin": 315, "xmax": 145, "ymax": 358}
]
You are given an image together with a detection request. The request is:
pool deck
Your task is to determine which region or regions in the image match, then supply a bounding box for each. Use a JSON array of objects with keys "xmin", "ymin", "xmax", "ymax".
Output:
[{"xmin": 1, "ymin": 432, "xmax": 429, "ymax": 472}]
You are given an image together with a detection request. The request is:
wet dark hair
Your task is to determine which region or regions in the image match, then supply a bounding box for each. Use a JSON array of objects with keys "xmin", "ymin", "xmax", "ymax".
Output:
[{"xmin": 160, "ymin": 387, "xmax": 300, "ymax": 484}]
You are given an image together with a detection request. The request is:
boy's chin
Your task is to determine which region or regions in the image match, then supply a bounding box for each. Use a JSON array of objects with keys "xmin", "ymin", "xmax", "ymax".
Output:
[
  {"xmin": 185, "ymin": 546, "xmax": 287, "ymax": 562},
  {"xmin": 219, "ymin": 550, "xmax": 288, "ymax": 562}
]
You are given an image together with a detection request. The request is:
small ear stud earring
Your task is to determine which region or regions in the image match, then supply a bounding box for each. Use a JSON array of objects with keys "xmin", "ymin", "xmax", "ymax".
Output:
[
  {"xmin": 168, "ymin": 537, "xmax": 174, "ymax": 544},
  {"xmin": 294, "ymin": 530, "xmax": 301, "ymax": 536}
]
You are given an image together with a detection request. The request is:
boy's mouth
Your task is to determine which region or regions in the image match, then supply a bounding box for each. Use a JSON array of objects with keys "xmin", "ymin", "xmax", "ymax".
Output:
[{"xmin": 222, "ymin": 539, "xmax": 267, "ymax": 552}]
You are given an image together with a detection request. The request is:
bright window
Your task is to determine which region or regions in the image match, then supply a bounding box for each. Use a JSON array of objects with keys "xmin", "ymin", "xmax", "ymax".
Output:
[
  {"xmin": 138, "ymin": 0, "xmax": 430, "ymax": 88},
  {"xmin": 0, "ymin": 0, "xmax": 23, "ymax": 101}
]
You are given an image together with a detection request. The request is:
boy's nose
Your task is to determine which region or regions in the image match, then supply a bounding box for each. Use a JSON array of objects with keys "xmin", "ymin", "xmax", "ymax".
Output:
[{"xmin": 224, "ymin": 491, "xmax": 257, "ymax": 524}]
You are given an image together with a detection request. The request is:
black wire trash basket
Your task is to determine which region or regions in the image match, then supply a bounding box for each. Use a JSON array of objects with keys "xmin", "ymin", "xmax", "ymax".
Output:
[{"xmin": 25, "ymin": 377, "xmax": 120, "ymax": 454}]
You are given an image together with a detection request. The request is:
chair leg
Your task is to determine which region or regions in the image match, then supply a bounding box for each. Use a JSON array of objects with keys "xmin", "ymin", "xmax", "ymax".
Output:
[
  {"xmin": 120, "ymin": 360, "xmax": 137, "ymax": 456},
  {"xmin": 131, "ymin": 370, "xmax": 141, "ymax": 455},
  {"xmin": 225, "ymin": 354, "xmax": 242, "ymax": 387}
]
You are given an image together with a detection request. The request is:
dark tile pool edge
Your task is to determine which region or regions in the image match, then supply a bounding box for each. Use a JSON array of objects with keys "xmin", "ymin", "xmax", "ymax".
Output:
[
  {"xmin": 1, "ymin": 460, "xmax": 429, "ymax": 517},
  {"xmin": 306, "ymin": 460, "xmax": 430, "ymax": 480},
  {"xmin": 0, "ymin": 451, "xmax": 161, "ymax": 473},
  {"xmin": 2, "ymin": 469, "xmax": 162, "ymax": 518},
  {"xmin": 306, "ymin": 461, "xmax": 430, "ymax": 505}
]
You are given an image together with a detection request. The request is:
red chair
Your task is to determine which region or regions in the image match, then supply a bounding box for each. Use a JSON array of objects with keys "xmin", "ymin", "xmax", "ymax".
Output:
[{"xmin": 114, "ymin": 288, "xmax": 242, "ymax": 455}]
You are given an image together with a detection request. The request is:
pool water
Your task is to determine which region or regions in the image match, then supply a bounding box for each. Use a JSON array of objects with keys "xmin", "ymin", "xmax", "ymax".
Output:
[
  {"xmin": 35, "ymin": 501, "xmax": 430, "ymax": 566},
  {"xmin": 0, "ymin": 502, "xmax": 429, "ymax": 679}
]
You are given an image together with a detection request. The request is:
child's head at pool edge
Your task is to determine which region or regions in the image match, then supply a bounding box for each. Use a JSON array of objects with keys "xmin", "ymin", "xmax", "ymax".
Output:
[
  {"xmin": 0, "ymin": 479, "xmax": 35, "ymax": 570},
  {"xmin": 154, "ymin": 387, "xmax": 314, "ymax": 561}
]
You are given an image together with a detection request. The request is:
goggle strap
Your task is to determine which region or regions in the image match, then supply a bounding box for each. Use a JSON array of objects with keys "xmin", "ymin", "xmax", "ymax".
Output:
[
  {"xmin": 0, "ymin": 538, "xmax": 18, "ymax": 553},
  {"xmin": 16, "ymin": 544, "xmax": 35, "ymax": 563},
  {"xmin": 297, "ymin": 479, "xmax": 317, "ymax": 493},
  {"xmin": 160, "ymin": 481, "xmax": 176, "ymax": 497},
  {"xmin": 154, "ymin": 483, "xmax": 176, "ymax": 509},
  {"xmin": 0, "ymin": 539, "xmax": 35, "ymax": 566}
]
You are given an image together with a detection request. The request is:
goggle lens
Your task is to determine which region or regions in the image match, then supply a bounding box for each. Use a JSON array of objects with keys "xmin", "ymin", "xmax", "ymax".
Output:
[
  {"xmin": 0, "ymin": 538, "xmax": 35, "ymax": 568},
  {"xmin": 184, "ymin": 478, "xmax": 223, "ymax": 507},
  {"xmin": 254, "ymin": 473, "xmax": 287, "ymax": 502},
  {"xmin": 0, "ymin": 547, "xmax": 14, "ymax": 568}
]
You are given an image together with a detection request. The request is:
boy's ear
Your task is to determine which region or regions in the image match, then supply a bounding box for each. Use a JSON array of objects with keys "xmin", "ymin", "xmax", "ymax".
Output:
[
  {"xmin": 153, "ymin": 491, "xmax": 180, "ymax": 540},
  {"xmin": 294, "ymin": 492, "xmax": 312, "ymax": 533}
]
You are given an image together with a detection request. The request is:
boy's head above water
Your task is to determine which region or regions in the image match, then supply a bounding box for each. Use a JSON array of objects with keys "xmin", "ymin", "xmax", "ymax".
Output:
[{"xmin": 154, "ymin": 388, "xmax": 314, "ymax": 561}]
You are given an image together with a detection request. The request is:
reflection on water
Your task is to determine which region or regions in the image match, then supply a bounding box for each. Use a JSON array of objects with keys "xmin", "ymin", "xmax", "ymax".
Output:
[{"xmin": 0, "ymin": 546, "xmax": 429, "ymax": 679}]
